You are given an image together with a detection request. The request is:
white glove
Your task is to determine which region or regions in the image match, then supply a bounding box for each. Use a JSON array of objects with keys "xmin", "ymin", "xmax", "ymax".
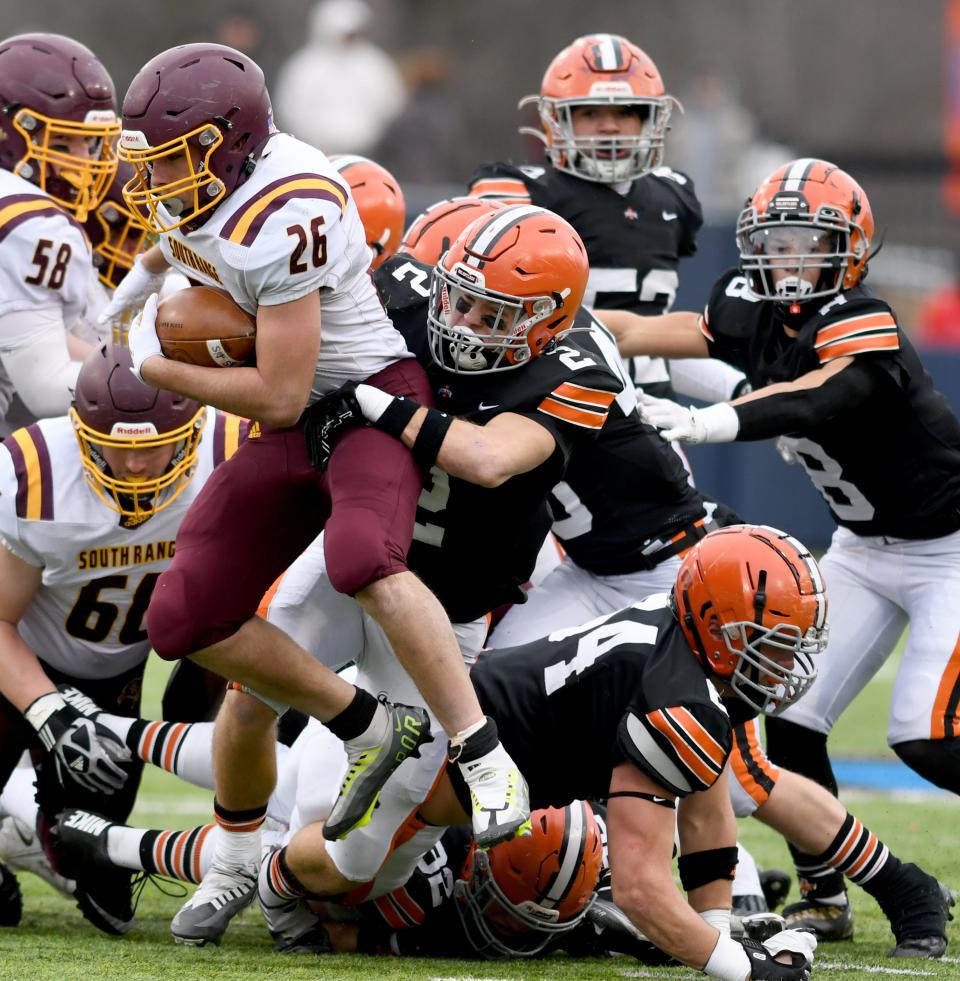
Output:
[
  {"xmin": 639, "ymin": 393, "xmax": 740, "ymax": 444},
  {"xmin": 127, "ymin": 293, "xmax": 162, "ymax": 383},
  {"xmin": 97, "ymin": 254, "xmax": 167, "ymax": 327},
  {"xmin": 764, "ymin": 928, "xmax": 817, "ymax": 963}
]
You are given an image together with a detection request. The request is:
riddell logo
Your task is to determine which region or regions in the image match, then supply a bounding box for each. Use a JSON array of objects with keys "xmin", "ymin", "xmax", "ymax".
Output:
[
  {"xmin": 119, "ymin": 129, "xmax": 150, "ymax": 150},
  {"xmin": 110, "ymin": 423, "xmax": 159, "ymax": 437}
]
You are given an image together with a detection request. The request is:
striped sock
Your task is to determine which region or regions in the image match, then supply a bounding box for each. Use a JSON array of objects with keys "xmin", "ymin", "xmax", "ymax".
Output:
[
  {"xmin": 124, "ymin": 719, "xmax": 215, "ymax": 789},
  {"xmin": 818, "ymin": 813, "xmax": 892, "ymax": 886},
  {"xmin": 210, "ymin": 800, "xmax": 266, "ymax": 870},
  {"xmin": 138, "ymin": 825, "xmax": 217, "ymax": 883},
  {"xmin": 259, "ymin": 847, "xmax": 306, "ymax": 907}
]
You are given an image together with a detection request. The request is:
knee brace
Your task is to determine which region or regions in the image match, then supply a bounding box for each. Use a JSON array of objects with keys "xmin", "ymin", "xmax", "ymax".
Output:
[
  {"xmin": 764, "ymin": 717, "xmax": 839, "ymax": 797},
  {"xmin": 678, "ymin": 847, "xmax": 740, "ymax": 891},
  {"xmin": 892, "ymin": 737, "xmax": 960, "ymax": 794}
]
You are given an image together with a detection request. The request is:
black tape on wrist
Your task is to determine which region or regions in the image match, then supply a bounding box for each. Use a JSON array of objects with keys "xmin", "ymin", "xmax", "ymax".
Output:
[
  {"xmin": 378, "ymin": 396, "xmax": 421, "ymax": 439},
  {"xmin": 677, "ymin": 846, "xmax": 740, "ymax": 891},
  {"xmin": 411, "ymin": 408, "xmax": 454, "ymax": 470}
]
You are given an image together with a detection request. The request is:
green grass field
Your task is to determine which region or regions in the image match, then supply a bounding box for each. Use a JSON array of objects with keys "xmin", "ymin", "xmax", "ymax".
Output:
[{"xmin": 2, "ymin": 642, "xmax": 958, "ymax": 981}]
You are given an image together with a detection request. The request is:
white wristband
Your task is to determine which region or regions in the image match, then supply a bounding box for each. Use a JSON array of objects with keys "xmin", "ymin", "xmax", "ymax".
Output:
[
  {"xmin": 699, "ymin": 908, "xmax": 732, "ymax": 936},
  {"xmin": 704, "ymin": 932, "xmax": 751, "ymax": 981},
  {"xmin": 699, "ymin": 402, "xmax": 740, "ymax": 442},
  {"xmin": 23, "ymin": 691, "xmax": 67, "ymax": 732},
  {"xmin": 354, "ymin": 383, "xmax": 396, "ymax": 423}
]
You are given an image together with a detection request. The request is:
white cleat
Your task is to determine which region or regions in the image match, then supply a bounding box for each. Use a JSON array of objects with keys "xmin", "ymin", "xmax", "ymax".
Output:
[
  {"xmin": 170, "ymin": 860, "xmax": 257, "ymax": 946},
  {"xmin": 459, "ymin": 741, "xmax": 531, "ymax": 849},
  {"xmin": 0, "ymin": 815, "xmax": 74, "ymax": 896}
]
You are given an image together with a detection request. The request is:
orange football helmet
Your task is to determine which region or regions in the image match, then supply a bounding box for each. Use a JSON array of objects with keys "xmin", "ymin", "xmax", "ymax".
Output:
[
  {"xmin": 675, "ymin": 525, "xmax": 828, "ymax": 715},
  {"xmin": 455, "ymin": 800, "xmax": 602, "ymax": 957},
  {"xmin": 427, "ymin": 205, "xmax": 587, "ymax": 373},
  {"xmin": 519, "ymin": 33, "xmax": 678, "ymax": 183},
  {"xmin": 736, "ymin": 158, "xmax": 875, "ymax": 305},
  {"xmin": 400, "ymin": 196, "xmax": 506, "ymax": 266},
  {"xmin": 330, "ymin": 154, "xmax": 406, "ymax": 270}
]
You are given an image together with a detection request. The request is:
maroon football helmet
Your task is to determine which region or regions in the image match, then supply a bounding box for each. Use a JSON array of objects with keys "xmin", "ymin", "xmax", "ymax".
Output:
[
  {"xmin": 84, "ymin": 161, "xmax": 154, "ymax": 290},
  {"xmin": 70, "ymin": 342, "xmax": 206, "ymax": 523},
  {"xmin": 119, "ymin": 43, "xmax": 274, "ymax": 232},
  {"xmin": 0, "ymin": 33, "xmax": 119, "ymax": 220}
]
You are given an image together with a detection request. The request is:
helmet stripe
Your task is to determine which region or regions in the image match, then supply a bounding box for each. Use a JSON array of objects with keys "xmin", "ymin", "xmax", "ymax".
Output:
[
  {"xmin": 542, "ymin": 801, "xmax": 589, "ymax": 907},
  {"xmin": 462, "ymin": 204, "xmax": 543, "ymax": 269},
  {"xmin": 781, "ymin": 158, "xmax": 818, "ymax": 192}
]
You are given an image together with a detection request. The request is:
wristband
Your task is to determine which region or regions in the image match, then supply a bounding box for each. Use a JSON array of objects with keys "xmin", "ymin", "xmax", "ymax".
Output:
[
  {"xmin": 411, "ymin": 408, "xmax": 453, "ymax": 470},
  {"xmin": 704, "ymin": 932, "xmax": 751, "ymax": 981},
  {"xmin": 24, "ymin": 691, "xmax": 67, "ymax": 735}
]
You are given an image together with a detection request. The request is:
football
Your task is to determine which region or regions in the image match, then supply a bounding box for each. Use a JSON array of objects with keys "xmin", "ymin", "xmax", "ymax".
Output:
[{"xmin": 155, "ymin": 286, "xmax": 257, "ymax": 368}]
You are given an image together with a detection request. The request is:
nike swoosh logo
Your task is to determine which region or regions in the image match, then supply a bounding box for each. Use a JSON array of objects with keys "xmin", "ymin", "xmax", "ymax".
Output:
[
  {"xmin": 662, "ymin": 211, "xmax": 678, "ymax": 221},
  {"xmin": 477, "ymin": 402, "xmax": 500, "ymax": 411}
]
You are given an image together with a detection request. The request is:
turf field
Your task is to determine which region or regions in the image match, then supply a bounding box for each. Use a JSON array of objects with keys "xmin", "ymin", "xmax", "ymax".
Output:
[{"xmin": 2, "ymin": 644, "xmax": 957, "ymax": 981}]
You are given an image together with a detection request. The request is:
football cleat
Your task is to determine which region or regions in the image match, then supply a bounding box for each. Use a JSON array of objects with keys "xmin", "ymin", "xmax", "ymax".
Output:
[
  {"xmin": 880, "ymin": 865, "xmax": 954, "ymax": 959},
  {"xmin": 323, "ymin": 700, "xmax": 433, "ymax": 842},
  {"xmin": 0, "ymin": 814, "xmax": 74, "ymax": 897},
  {"xmin": 782, "ymin": 896, "xmax": 854, "ymax": 940},
  {"xmin": 170, "ymin": 860, "xmax": 257, "ymax": 946},
  {"xmin": 460, "ymin": 741, "xmax": 532, "ymax": 849},
  {"xmin": 52, "ymin": 809, "xmax": 112, "ymax": 879},
  {"xmin": 257, "ymin": 847, "xmax": 330, "ymax": 953},
  {"xmin": 731, "ymin": 911, "xmax": 787, "ymax": 944},
  {"xmin": 0, "ymin": 861, "xmax": 23, "ymax": 927},
  {"xmin": 74, "ymin": 866, "xmax": 135, "ymax": 935}
]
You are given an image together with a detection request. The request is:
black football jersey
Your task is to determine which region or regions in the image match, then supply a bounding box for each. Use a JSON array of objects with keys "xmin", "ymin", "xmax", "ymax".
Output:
[
  {"xmin": 374, "ymin": 255, "xmax": 625, "ymax": 622},
  {"xmin": 470, "ymin": 595, "xmax": 739, "ymax": 807},
  {"xmin": 702, "ymin": 269, "xmax": 960, "ymax": 538},
  {"xmin": 548, "ymin": 323, "xmax": 708, "ymax": 574},
  {"xmin": 469, "ymin": 161, "xmax": 703, "ymax": 394}
]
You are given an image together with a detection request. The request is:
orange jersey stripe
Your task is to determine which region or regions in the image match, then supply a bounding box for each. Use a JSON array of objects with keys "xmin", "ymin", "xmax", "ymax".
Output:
[
  {"xmin": 552, "ymin": 382, "xmax": 617, "ymax": 409},
  {"xmin": 668, "ymin": 706, "xmax": 727, "ymax": 770},
  {"xmin": 468, "ymin": 178, "xmax": 531, "ymax": 202},
  {"xmin": 815, "ymin": 313, "xmax": 897, "ymax": 346},
  {"xmin": 646, "ymin": 709, "xmax": 717, "ymax": 787},
  {"xmin": 930, "ymin": 632, "xmax": 960, "ymax": 739},
  {"xmin": 816, "ymin": 333, "xmax": 900, "ymax": 364},
  {"xmin": 391, "ymin": 886, "xmax": 425, "ymax": 925},
  {"xmin": 538, "ymin": 397, "xmax": 608, "ymax": 429}
]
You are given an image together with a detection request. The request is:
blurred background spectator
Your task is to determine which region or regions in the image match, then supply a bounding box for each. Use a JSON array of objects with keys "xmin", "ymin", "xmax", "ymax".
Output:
[{"xmin": 272, "ymin": 0, "xmax": 406, "ymax": 155}]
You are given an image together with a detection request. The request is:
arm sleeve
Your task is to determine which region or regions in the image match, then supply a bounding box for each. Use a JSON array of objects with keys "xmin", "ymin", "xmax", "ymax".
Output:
[
  {"xmin": 733, "ymin": 360, "xmax": 877, "ymax": 441},
  {"xmin": 668, "ymin": 358, "xmax": 749, "ymax": 403},
  {"xmin": 0, "ymin": 308, "xmax": 82, "ymax": 419}
]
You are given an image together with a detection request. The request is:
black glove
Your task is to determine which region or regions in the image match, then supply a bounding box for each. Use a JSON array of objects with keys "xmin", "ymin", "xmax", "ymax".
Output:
[
  {"xmin": 303, "ymin": 380, "xmax": 367, "ymax": 471},
  {"xmin": 31, "ymin": 698, "xmax": 132, "ymax": 795},
  {"xmin": 741, "ymin": 936, "xmax": 812, "ymax": 980}
]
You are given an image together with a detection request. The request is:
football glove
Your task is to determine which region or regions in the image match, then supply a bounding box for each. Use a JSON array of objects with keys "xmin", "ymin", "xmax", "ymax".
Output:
[
  {"xmin": 97, "ymin": 254, "xmax": 166, "ymax": 327},
  {"xmin": 302, "ymin": 380, "xmax": 367, "ymax": 470},
  {"xmin": 741, "ymin": 929, "xmax": 816, "ymax": 979},
  {"xmin": 638, "ymin": 393, "xmax": 739, "ymax": 444},
  {"xmin": 127, "ymin": 293, "xmax": 162, "ymax": 383},
  {"xmin": 26, "ymin": 694, "xmax": 132, "ymax": 795}
]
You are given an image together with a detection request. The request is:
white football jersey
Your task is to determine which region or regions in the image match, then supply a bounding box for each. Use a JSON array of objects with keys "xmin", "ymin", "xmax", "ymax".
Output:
[
  {"xmin": 0, "ymin": 408, "xmax": 246, "ymax": 680},
  {"xmin": 158, "ymin": 133, "xmax": 411, "ymax": 398},
  {"xmin": 0, "ymin": 169, "xmax": 92, "ymax": 328}
]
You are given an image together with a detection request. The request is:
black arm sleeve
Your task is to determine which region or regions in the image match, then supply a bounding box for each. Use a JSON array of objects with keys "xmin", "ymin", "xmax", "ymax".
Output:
[{"xmin": 733, "ymin": 360, "xmax": 878, "ymax": 441}]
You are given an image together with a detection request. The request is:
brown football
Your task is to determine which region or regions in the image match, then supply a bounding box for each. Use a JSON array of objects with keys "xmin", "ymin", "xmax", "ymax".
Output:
[{"xmin": 155, "ymin": 286, "xmax": 256, "ymax": 368}]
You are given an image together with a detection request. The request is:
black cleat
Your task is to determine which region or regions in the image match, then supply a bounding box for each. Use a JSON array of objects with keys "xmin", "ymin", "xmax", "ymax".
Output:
[
  {"xmin": 760, "ymin": 867, "xmax": 791, "ymax": 911},
  {"xmin": 783, "ymin": 896, "xmax": 854, "ymax": 940},
  {"xmin": 881, "ymin": 866, "xmax": 954, "ymax": 959},
  {"xmin": 0, "ymin": 861, "xmax": 22, "ymax": 928},
  {"xmin": 74, "ymin": 866, "xmax": 135, "ymax": 935}
]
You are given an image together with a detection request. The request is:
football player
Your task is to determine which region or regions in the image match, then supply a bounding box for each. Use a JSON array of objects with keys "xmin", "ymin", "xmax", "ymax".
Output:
[
  {"xmin": 330, "ymin": 154, "xmax": 406, "ymax": 269},
  {"xmin": 0, "ymin": 33, "xmax": 120, "ymax": 431},
  {"xmin": 0, "ymin": 340, "xmax": 245, "ymax": 934},
  {"xmin": 468, "ymin": 32, "xmax": 746, "ymax": 405},
  {"xmin": 610, "ymin": 158, "xmax": 960, "ymax": 944},
  {"xmin": 101, "ymin": 43, "xmax": 531, "ymax": 941},
  {"xmin": 158, "ymin": 203, "xmax": 626, "ymax": 946}
]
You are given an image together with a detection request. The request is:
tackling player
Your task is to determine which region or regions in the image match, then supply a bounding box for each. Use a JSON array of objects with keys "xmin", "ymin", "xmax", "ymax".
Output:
[
  {"xmin": 610, "ymin": 158, "xmax": 960, "ymax": 944},
  {"xmin": 0, "ymin": 33, "xmax": 120, "ymax": 431},
  {"xmin": 102, "ymin": 43, "xmax": 531, "ymax": 941}
]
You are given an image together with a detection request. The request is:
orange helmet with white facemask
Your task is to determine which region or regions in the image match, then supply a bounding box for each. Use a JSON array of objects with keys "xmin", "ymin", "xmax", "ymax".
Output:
[
  {"xmin": 455, "ymin": 800, "xmax": 602, "ymax": 958},
  {"xmin": 330, "ymin": 154, "xmax": 405, "ymax": 269},
  {"xmin": 675, "ymin": 525, "xmax": 828, "ymax": 715},
  {"xmin": 427, "ymin": 205, "xmax": 587, "ymax": 373},
  {"xmin": 736, "ymin": 158, "xmax": 874, "ymax": 305},
  {"xmin": 519, "ymin": 33, "xmax": 678, "ymax": 184},
  {"xmin": 400, "ymin": 196, "xmax": 506, "ymax": 266}
]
